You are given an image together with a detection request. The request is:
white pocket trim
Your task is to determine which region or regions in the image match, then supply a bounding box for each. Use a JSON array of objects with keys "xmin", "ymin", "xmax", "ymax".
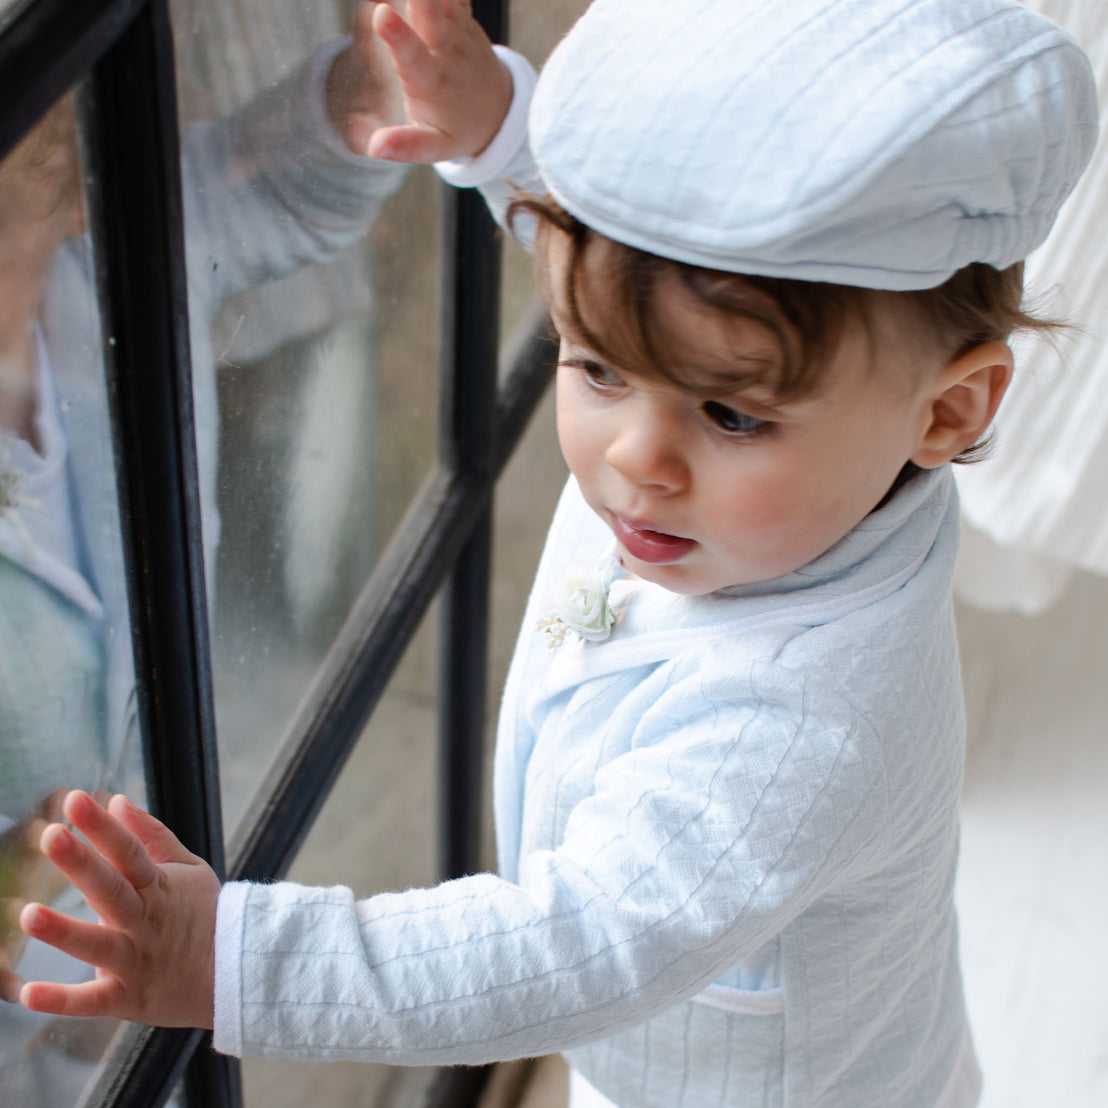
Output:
[{"xmin": 691, "ymin": 983, "xmax": 784, "ymax": 1016}]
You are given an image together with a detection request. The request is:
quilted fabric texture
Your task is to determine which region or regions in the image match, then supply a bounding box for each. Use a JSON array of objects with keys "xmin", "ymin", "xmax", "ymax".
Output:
[
  {"xmin": 528, "ymin": 0, "xmax": 1098, "ymax": 289},
  {"xmin": 214, "ymin": 468, "xmax": 979, "ymax": 1105}
]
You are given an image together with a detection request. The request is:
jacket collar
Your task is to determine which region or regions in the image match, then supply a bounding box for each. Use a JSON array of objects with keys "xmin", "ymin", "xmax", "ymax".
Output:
[{"xmin": 537, "ymin": 465, "xmax": 956, "ymax": 697}]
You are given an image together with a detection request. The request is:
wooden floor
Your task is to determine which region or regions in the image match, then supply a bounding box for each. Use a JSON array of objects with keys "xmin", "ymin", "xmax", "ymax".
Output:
[{"xmin": 956, "ymin": 570, "xmax": 1108, "ymax": 1107}]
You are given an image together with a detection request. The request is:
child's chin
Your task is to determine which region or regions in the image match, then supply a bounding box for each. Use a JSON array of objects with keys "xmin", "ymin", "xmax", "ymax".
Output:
[{"xmin": 626, "ymin": 559, "xmax": 720, "ymax": 597}]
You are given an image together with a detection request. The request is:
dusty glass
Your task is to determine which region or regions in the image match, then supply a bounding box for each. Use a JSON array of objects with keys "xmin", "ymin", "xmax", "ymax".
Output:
[
  {"xmin": 0, "ymin": 86, "xmax": 145, "ymax": 1108},
  {"xmin": 167, "ymin": 0, "xmax": 442, "ymax": 838}
]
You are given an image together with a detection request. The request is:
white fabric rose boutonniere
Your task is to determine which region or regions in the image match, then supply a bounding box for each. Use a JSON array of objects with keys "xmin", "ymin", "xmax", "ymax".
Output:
[
  {"xmin": 534, "ymin": 562, "xmax": 620, "ymax": 647},
  {"xmin": 537, "ymin": 564, "xmax": 616, "ymax": 649}
]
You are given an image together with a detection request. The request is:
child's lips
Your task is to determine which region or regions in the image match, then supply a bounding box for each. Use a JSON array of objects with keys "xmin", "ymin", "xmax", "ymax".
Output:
[{"xmin": 610, "ymin": 514, "xmax": 696, "ymax": 565}]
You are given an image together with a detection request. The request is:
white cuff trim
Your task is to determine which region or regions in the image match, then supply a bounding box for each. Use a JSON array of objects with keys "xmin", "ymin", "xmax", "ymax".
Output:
[
  {"xmin": 212, "ymin": 881, "xmax": 249, "ymax": 1057},
  {"xmin": 435, "ymin": 45, "xmax": 536, "ymax": 187}
]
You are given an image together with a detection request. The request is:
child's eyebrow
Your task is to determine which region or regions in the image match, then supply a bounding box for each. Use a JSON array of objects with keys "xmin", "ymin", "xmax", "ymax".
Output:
[
  {"xmin": 551, "ymin": 318, "xmax": 789, "ymax": 402},
  {"xmin": 548, "ymin": 289, "xmax": 797, "ymax": 398}
]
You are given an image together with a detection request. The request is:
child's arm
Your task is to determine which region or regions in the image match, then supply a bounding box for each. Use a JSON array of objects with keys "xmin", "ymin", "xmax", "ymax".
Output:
[
  {"xmin": 16, "ymin": 790, "xmax": 219, "ymax": 1029},
  {"xmin": 364, "ymin": 0, "xmax": 514, "ymax": 164}
]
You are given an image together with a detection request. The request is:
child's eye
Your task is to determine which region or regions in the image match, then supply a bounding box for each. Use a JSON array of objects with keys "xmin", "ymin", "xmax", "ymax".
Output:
[
  {"xmin": 560, "ymin": 358, "xmax": 624, "ymax": 391},
  {"xmin": 702, "ymin": 400, "xmax": 769, "ymax": 437}
]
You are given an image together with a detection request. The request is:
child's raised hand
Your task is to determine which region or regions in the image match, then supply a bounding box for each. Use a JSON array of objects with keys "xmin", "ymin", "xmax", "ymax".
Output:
[
  {"xmin": 17, "ymin": 790, "xmax": 219, "ymax": 1030},
  {"xmin": 366, "ymin": 0, "xmax": 513, "ymax": 164}
]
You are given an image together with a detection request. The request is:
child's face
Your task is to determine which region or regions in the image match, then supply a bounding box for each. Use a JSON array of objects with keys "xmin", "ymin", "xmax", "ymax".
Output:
[{"xmin": 548, "ymin": 237, "xmax": 948, "ymax": 595}]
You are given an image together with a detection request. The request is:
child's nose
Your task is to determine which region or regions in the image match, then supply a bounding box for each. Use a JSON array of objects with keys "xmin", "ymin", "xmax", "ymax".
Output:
[{"xmin": 605, "ymin": 403, "xmax": 690, "ymax": 492}]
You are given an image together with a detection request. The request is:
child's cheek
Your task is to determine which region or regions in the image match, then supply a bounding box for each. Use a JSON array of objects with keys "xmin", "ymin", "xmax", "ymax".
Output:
[{"xmin": 554, "ymin": 374, "xmax": 595, "ymax": 480}]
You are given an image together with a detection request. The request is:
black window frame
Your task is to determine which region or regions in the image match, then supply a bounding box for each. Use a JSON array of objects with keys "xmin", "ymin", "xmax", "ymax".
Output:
[{"xmin": 0, "ymin": 0, "xmax": 555, "ymax": 1104}]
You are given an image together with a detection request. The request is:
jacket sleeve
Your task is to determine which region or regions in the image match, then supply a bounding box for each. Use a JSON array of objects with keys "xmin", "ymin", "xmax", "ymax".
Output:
[
  {"xmin": 212, "ymin": 652, "xmax": 889, "ymax": 1064},
  {"xmin": 181, "ymin": 37, "xmax": 408, "ymax": 313}
]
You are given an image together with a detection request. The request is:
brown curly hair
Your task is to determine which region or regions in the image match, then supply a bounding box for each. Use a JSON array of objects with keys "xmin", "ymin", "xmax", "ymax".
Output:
[{"xmin": 511, "ymin": 194, "xmax": 1058, "ymax": 464}]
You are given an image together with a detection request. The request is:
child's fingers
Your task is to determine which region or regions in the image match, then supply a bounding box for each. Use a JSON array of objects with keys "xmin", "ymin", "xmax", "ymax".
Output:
[
  {"xmin": 19, "ymin": 975, "xmax": 125, "ymax": 1020},
  {"xmin": 19, "ymin": 902, "xmax": 132, "ymax": 976},
  {"xmin": 62, "ymin": 791, "xmax": 157, "ymax": 891},
  {"xmin": 64, "ymin": 790, "xmax": 187, "ymax": 888},
  {"xmin": 106, "ymin": 794, "xmax": 199, "ymax": 868},
  {"xmin": 405, "ymin": 0, "xmax": 470, "ymax": 51},
  {"xmin": 37, "ymin": 823, "xmax": 144, "ymax": 930},
  {"xmin": 373, "ymin": 3, "xmax": 442, "ymax": 95},
  {"xmin": 366, "ymin": 122, "xmax": 449, "ymax": 163}
]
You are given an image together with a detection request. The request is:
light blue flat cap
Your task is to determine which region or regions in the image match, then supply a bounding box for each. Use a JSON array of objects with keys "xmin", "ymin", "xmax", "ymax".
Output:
[{"xmin": 529, "ymin": 0, "xmax": 1098, "ymax": 290}]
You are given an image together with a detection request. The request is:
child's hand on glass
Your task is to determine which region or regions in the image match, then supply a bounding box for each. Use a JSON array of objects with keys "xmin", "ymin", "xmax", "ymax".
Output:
[
  {"xmin": 16, "ymin": 790, "xmax": 219, "ymax": 1030},
  {"xmin": 365, "ymin": 0, "xmax": 513, "ymax": 164}
]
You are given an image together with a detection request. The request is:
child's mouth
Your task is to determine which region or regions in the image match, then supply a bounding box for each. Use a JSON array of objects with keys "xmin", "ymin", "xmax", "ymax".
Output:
[{"xmin": 611, "ymin": 515, "xmax": 696, "ymax": 565}]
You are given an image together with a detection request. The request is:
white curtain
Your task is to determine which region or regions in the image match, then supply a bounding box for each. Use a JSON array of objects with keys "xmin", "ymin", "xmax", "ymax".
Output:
[{"xmin": 955, "ymin": 0, "xmax": 1108, "ymax": 613}]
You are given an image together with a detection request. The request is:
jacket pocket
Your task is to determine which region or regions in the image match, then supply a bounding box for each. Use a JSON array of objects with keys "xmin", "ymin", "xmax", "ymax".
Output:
[
  {"xmin": 687, "ymin": 983, "xmax": 785, "ymax": 1105},
  {"xmin": 690, "ymin": 981, "xmax": 784, "ymax": 1017}
]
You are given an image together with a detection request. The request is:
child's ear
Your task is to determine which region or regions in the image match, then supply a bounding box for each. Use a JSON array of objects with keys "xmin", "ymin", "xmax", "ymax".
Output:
[{"xmin": 910, "ymin": 340, "xmax": 1013, "ymax": 468}]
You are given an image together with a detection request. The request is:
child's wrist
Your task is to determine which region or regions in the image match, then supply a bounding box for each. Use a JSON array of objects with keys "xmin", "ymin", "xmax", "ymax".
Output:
[{"xmin": 435, "ymin": 46, "xmax": 536, "ymax": 187}]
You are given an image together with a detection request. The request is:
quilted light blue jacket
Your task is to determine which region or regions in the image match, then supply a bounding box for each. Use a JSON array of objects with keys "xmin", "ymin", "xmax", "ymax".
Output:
[{"xmin": 215, "ymin": 465, "xmax": 978, "ymax": 1107}]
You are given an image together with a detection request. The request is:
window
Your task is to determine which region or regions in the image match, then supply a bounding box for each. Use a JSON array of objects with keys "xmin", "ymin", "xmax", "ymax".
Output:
[{"xmin": 0, "ymin": 1, "xmax": 577, "ymax": 1105}]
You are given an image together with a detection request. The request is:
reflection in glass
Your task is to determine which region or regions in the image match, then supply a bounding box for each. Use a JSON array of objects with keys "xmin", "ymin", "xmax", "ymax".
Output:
[
  {"xmin": 167, "ymin": 0, "xmax": 442, "ymax": 838},
  {"xmin": 0, "ymin": 89, "xmax": 144, "ymax": 1106}
]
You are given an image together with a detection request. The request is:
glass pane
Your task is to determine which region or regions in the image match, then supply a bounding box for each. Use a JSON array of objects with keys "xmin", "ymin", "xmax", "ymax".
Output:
[
  {"xmin": 241, "ymin": 601, "xmax": 441, "ymax": 1107},
  {"xmin": 0, "ymin": 87, "xmax": 145, "ymax": 1106},
  {"xmin": 166, "ymin": 0, "xmax": 442, "ymax": 837}
]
